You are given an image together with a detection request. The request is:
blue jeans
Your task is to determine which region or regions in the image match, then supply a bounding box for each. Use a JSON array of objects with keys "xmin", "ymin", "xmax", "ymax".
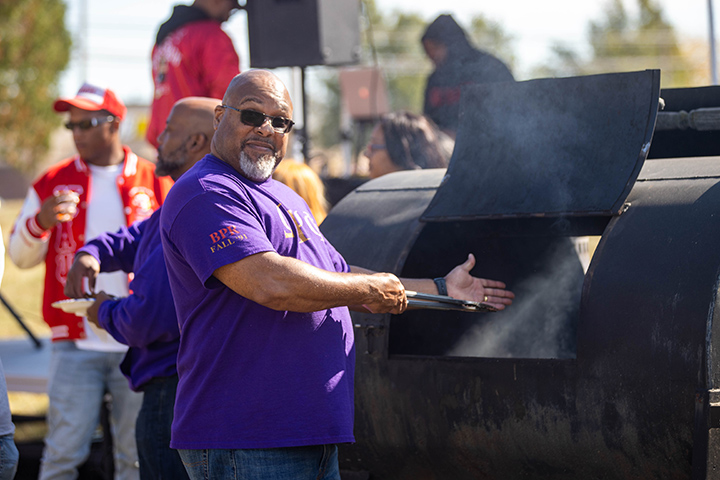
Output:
[
  {"xmin": 136, "ymin": 375, "xmax": 188, "ymax": 480},
  {"xmin": 39, "ymin": 341, "xmax": 143, "ymax": 480},
  {"xmin": 178, "ymin": 444, "xmax": 340, "ymax": 480},
  {"xmin": 0, "ymin": 434, "xmax": 18, "ymax": 480}
]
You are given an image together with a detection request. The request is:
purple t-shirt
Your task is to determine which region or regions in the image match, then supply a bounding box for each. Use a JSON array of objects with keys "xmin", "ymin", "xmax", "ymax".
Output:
[{"xmin": 160, "ymin": 155, "xmax": 355, "ymax": 449}]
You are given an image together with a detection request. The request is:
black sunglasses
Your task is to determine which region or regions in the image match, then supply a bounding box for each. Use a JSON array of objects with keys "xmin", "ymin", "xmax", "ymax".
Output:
[
  {"xmin": 64, "ymin": 115, "xmax": 116, "ymax": 131},
  {"xmin": 221, "ymin": 105, "xmax": 294, "ymax": 134}
]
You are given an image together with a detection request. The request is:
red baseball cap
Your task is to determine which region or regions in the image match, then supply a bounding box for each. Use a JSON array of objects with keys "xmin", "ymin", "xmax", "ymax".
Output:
[{"xmin": 53, "ymin": 83, "xmax": 127, "ymax": 120}]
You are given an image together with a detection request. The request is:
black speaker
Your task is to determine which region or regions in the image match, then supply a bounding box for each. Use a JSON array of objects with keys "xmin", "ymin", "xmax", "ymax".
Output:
[{"xmin": 245, "ymin": 0, "xmax": 361, "ymax": 68}]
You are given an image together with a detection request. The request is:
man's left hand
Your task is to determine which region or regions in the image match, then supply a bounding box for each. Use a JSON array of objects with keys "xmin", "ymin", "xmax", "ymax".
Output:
[
  {"xmin": 86, "ymin": 291, "xmax": 112, "ymax": 327},
  {"xmin": 445, "ymin": 253, "xmax": 515, "ymax": 310}
]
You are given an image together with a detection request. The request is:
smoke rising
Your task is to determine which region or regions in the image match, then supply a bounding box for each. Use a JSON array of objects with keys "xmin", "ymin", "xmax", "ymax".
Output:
[{"xmin": 446, "ymin": 240, "xmax": 585, "ymax": 359}]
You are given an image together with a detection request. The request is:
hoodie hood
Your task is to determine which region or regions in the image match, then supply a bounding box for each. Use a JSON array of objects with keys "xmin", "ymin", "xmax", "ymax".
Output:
[
  {"xmin": 155, "ymin": 5, "xmax": 212, "ymax": 46},
  {"xmin": 421, "ymin": 14, "xmax": 473, "ymax": 53}
]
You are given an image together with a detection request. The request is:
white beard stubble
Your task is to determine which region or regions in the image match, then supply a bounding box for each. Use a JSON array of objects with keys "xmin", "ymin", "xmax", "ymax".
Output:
[{"xmin": 238, "ymin": 150, "xmax": 278, "ymax": 182}]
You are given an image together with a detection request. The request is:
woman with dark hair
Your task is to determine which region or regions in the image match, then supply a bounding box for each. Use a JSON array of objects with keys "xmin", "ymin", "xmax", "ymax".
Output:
[{"xmin": 364, "ymin": 111, "xmax": 453, "ymax": 179}]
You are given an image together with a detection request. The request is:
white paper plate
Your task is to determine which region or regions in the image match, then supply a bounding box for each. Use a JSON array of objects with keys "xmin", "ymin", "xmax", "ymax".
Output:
[{"xmin": 51, "ymin": 298, "xmax": 95, "ymax": 317}]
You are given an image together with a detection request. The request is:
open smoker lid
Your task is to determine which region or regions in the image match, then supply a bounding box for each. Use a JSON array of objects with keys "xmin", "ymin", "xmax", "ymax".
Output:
[{"xmin": 421, "ymin": 70, "xmax": 661, "ymax": 221}]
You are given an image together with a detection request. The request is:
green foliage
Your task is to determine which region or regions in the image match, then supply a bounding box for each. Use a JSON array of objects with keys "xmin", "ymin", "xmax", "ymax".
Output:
[
  {"xmin": 536, "ymin": 0, "xmax": 695, "ymax": 87},
  {"xmin": 531, "ymin": 44, "xmax": 586, "ymax": 79},
  {"xmin": 361, "ymin": 8, "xmax": 429, "ymax": 112},
  {"xmin": 308, "ymin": 71, "xmax": 342, "ymax": 149},
  {"xmin": 0, "ymin": 0, "xmax": 72, "ymax": 174},
  {"xmin": 468, "ymin": 16, "xmax": 517, "ymax": 72}
]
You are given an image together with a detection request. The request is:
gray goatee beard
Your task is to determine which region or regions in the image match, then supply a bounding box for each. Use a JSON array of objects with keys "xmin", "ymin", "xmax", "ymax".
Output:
[{"xmin": 238, "ymin": 150, "xmax": 278, "ymax": 182}]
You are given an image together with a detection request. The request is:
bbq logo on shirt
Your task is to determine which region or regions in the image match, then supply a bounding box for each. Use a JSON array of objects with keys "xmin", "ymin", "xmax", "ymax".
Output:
[{"xmin": 209, "ymin": 225, "xmax": 248, "ymax": 253}]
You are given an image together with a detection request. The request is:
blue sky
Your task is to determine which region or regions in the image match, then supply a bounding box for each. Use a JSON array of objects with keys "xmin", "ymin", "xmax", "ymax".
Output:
[{"xmin": 58, "ymin": 0, "xmax": 717, "ymax": 104}]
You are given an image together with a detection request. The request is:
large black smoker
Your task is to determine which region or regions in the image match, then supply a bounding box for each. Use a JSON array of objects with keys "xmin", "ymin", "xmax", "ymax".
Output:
[{"xmin": 321, "ymin": 70, "xmax": 720, "ymax": 479}]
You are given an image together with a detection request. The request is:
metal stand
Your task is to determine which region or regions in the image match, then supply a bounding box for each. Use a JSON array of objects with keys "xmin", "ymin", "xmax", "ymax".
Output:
[
  {"xmin": 300, "ymin": 66, "xmax": 310, "ymax": 162},
  {"xmin": 0, "ymin": 291, "xmax": 42, "ymax": 349}
]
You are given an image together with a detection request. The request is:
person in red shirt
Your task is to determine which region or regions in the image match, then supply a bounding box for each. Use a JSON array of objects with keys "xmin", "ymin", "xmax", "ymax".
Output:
[{"xmin": 147, "ymin": 0, "xmax": 241, "ymax": 148}]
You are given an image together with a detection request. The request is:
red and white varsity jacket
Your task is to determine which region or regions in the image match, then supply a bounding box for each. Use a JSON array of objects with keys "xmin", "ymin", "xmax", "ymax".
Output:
[{"xmin": 8, "ymin": 147, "xmax": 174, "ymax": 341}]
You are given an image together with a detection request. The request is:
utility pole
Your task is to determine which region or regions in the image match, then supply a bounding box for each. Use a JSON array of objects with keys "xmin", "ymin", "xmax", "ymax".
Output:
[
  {"xmin": 79, "ymin": 0, "xmax": 88, "ymax": 83},
  {"xmin": 710, "ymin": 0, "xmax": 718, "ymax": 84}
]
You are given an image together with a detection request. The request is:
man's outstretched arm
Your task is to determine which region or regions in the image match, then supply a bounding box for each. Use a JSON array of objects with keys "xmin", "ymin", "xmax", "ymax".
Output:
[
  {"xmin": 213, "ymin": 250, "xmax": 408, "ymax": 314},
  {"xmin": 351, "ymin": 253, "xmax": 515, "ymax": 311}
]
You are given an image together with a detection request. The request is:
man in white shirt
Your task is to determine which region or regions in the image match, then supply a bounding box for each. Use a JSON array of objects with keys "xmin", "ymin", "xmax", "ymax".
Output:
[{"xmin": 8, "ymin": 83, "xmax": 172, "ymax": 480}]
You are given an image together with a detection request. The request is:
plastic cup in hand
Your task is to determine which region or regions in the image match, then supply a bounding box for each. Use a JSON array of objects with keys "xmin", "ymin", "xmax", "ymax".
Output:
[{"xmin": 54, "ymin": 190, "xmax": 79, "ymax": 222}]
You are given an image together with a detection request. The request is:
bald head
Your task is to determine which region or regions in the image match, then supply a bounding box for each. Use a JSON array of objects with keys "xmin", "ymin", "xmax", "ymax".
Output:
[
  {"xmin": 212, "ymin": 70, "xmax": 294, "ymax": 182},
  {"xmin": 221, "ymin": 70, "xmax": 293, "ymax": 111},
  {"xmin": 156, "ymin": 96, "xmax": 219, "ymax": 181},
  {"xmin": 173, "ymin": 97, "xmax": 218, "ymax": 140}
]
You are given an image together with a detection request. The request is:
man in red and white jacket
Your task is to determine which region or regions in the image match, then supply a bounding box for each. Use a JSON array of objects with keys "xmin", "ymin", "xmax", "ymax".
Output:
[
  {"xmin": 146, "ymin": 0, "xmax": 241, "ymax": 148},
  {"xmin": 8, "ymin": 83, "xmax": 173, "ymax": 480}
]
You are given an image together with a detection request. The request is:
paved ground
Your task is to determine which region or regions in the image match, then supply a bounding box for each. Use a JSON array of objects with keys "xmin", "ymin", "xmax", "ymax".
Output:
[{"xmin": 1, "ymin": 337, "xmax": 50, "ymax": 394}]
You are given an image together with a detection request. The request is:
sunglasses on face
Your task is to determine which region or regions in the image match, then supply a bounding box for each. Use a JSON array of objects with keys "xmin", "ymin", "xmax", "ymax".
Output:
[
  {"xmin": 366, "ymin": 144, "xmax": 387, "ymax": 153},
  {"xmin": 64, "ymin": 115, "xmax": 116, "ymax": 131},
  {"xmin": 221, "ymin": 105, "xmax": 294, "ymax": 134}
]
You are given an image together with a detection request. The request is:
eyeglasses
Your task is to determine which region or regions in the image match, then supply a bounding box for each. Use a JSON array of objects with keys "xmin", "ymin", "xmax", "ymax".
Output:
[
  {"xmin": 64, "ymin": 115, "xmax": 116, "ymax": 131},
  {"xmin": 366, "ymin": 144, "xmax": 387, "ymax": 153},
  {"xmin": 221, "ymin": 105, "xmax": 294, "ymax": 134}
]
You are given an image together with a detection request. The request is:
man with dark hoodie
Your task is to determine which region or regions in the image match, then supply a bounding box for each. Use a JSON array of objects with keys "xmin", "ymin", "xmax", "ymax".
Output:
[
  {"xmin": 422, "ymin": 14, "xmax": 514, "ymax": 138},
  {"xmin": 147, "ymin": 0, "xmax": 240, "ymax": 148}
]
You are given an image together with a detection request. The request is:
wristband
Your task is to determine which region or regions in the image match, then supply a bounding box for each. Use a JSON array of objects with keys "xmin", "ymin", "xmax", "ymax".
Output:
[
  {"xmin": 433, "ymin": 277, "xmax": 448, "ymax": 296},
  {"xmin": 28, "ymin": 214, "xmax": 50, "ymax": 239}
]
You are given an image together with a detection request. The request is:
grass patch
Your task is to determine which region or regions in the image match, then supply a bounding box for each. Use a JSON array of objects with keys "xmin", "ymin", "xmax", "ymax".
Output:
[{"xmin": 1, "ymin": 199, "xmax": 50, "ymax": 340}]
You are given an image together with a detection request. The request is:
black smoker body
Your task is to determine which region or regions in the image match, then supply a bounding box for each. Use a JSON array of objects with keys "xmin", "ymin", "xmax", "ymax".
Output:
[{"xmin": 321, "ymin": 70, "xmax": 720, "ymax": 479}]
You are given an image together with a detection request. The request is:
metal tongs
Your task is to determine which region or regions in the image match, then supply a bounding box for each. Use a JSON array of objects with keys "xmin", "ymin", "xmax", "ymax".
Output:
[{"xmin": 405, "ymin": 291, "xmax": 498, "ymax": 313}]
